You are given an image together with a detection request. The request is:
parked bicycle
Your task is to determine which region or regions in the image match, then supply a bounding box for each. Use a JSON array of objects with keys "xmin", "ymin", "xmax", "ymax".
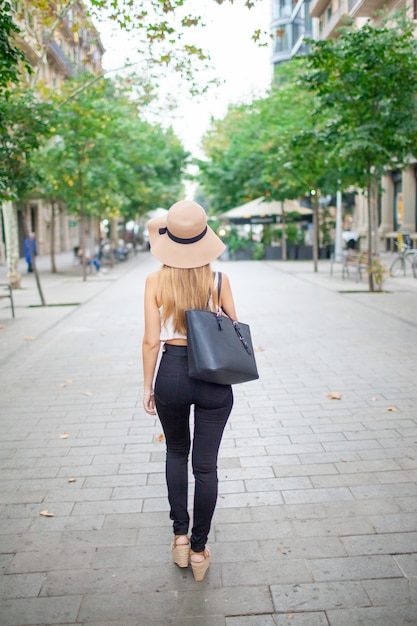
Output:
[{"xmin": 389, "ymin": 242, "xmax": 417, "ymax": 277}]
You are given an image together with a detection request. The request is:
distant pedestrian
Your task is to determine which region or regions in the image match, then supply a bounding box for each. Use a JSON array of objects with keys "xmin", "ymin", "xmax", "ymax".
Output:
[
  {"xmin": 77, "ymin": 246, "xmax": 102, "ymax": 272},
  {"xmin": 24, "ymin": 232, "xmax": 37, "ymax": 273}
]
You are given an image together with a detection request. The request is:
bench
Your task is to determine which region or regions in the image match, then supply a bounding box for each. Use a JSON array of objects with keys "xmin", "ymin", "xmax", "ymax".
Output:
[
  {"xmin": 0, "ymin": 283, "xmax": 15, "ymax": 317},
  {"xmin": 342, "ymin": 250, "xmax": 370, "ymax": 282}
]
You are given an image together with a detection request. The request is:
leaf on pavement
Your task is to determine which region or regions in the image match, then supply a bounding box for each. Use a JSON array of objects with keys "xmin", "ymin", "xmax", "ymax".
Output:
[
  {"xmin": 40, "ymin": 510, "xmax": 55, "ymax": 517},
  {"xmin": 68, "ymin": 478, "xmax": 77, "ymax": 483},
  {"xmin": 327, "ymin": 392, "xmax": 342, "ymax": 400},
  {"xmin": 155, "ymin": 433, "xmax": 165, "ymax": 442},
  {"xmin": 387, "ymin": 406, "xmax": 398, "ymax": 412},
  {"xmin": 59, "ymin": 378, "xmax": 73, "ymax": 388},
  {"xmin": 23, "ymin": 336, "xmax": 36, "ymax": 341},
  {"xmin": 82, "ymin": 391, "xmax": 93, "ymax": 396},
  {"xmin": 59, "ymin": 432, "xmax": 70, "ymax": 439}
]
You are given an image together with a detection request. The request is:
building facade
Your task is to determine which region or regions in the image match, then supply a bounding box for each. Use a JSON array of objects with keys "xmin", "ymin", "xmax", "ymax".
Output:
[{"xmin": 271, "ymin": 0, "xmax": 314, "ymax": 67}]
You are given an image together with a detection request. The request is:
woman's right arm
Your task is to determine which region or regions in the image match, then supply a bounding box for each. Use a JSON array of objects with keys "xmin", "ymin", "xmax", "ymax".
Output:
[{"xmin": 142, "ymin": 272, "xmax": 161, "ymax": 415}]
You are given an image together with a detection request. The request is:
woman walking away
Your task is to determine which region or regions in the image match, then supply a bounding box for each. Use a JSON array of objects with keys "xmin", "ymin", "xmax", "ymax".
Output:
[{"xmin": 142, "ymin": 200, "xmax": 238, "ymax": 582}]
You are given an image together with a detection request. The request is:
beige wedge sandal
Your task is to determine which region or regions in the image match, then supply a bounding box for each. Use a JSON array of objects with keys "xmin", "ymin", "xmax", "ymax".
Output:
[
  {"xmin": 190, "ymin": 547, "xmax": 211, "ymax": 582},
  {"xmin": 171, "ymin": 535, "xmax": 190, "ymax": 568}
]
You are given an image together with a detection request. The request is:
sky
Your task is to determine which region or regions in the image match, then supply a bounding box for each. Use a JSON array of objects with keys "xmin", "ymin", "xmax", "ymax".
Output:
[{"xmin": 98, "ymin": 1, "xmax": 273, "ymax": 160}]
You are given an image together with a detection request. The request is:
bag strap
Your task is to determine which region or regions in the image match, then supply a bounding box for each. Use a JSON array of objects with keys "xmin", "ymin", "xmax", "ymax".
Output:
[
  {"xmin": 217, "ymin": 271, "xmax": 230, "ymax": 318},
  {"xmin": 215, "ymin": 271, "xmax": 252, "ymax": 355}
]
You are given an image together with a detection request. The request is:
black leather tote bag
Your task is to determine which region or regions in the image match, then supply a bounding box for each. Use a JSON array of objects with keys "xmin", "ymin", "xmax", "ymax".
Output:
[{"xmin": 185, "ymin": 273, "xmax": 259, "ymax": 385}]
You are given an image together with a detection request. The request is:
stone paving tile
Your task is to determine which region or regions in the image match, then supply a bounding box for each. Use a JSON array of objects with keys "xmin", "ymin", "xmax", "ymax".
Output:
[
  {"xmin": 1, "ymin": 596, "xmax": 82, "ymax": 626},
  {"xmin": 325, "ymin": 605, "xmax": 417, "ymax": 625},
  {"xmin": 270, "ymin": 580, "xmax": 370, "ymax": 612},
  {"xmin": 273, "ymin": 614, "xmax": 329, "ymax": 626},
  {"xmin": 309, "ymin": 555, "xmax": 403, "ymax": 581}
]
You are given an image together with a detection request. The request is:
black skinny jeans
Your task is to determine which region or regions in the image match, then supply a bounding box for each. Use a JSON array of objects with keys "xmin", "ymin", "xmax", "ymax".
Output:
[{"xmin": 155, "ymin": 344, "xmax": 233, "ymax": 553}]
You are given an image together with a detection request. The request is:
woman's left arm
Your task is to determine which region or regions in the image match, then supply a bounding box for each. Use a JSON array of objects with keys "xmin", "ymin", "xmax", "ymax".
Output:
[
  {"xmin": 142, "ymin": 272, "xmax": 161, "ymax": 415},
  {"xmin": 219, "ymin": 272, "xmax": 238, "ymax": 321}
]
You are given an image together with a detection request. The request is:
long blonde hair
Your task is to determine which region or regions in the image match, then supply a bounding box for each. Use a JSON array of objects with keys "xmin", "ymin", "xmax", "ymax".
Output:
[{"xmin": 157, "ymin": 265, "xmax": 217, "ymax": 335}]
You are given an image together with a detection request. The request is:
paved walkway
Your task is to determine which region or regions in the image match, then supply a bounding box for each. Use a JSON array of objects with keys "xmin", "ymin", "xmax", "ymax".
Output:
[{"xmin": 0, "ymin": 251, "xmax": 416, "ymax": 625}]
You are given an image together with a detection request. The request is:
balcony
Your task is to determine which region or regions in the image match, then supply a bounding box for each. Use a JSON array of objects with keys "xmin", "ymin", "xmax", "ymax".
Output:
[
  {"xmin": 46, "ymin": 40, "xmax": 74, "ymax": 78},
  {"xmin": 310, "ymin": 0, "xmax": 331, "ymax": 18},
  {"xmin": 311, "ymin": 0, "xmax": 387, "ymax": 20},
  {"xmin": 348, "ymin": 0, "xmax": 387, "ymax": 17},
  {"xmin": 319, "ymin": 3, "xmax": 349, "ymax": 38}
]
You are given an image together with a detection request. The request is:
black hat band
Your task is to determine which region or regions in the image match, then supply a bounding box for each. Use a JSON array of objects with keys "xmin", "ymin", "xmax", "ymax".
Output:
[{"xmin": 158, "ymin": 226, "xmax": 207, "ymax": 245}]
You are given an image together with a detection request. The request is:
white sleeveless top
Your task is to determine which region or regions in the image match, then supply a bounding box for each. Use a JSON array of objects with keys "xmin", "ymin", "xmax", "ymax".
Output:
[{"xmin": 159, "ymin": 273, "xmax": 219, "ymax": 342}]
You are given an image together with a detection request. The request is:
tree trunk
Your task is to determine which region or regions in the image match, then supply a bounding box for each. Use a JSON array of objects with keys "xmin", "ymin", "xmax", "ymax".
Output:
[
  {"xmin": 50, "ymin": 201, "xmax": 57, "ymax": 274},
  {"xmin": 281, "ymin": 204, "xmax": 287, "ymax": 261},
  {"xmin": 22, "ymin": 203, "xmax": 46, "ymax": 306},
  {"xmin": 367, "ymin": 176, "xmax": 374, "ymax": 292},
  {"xmin": 2, "ymin": 201, "xmax": 21, "ymax": 289},
  {"xmin": 79, "ymin": 212, "xmax": 88, "ymax": 282}
]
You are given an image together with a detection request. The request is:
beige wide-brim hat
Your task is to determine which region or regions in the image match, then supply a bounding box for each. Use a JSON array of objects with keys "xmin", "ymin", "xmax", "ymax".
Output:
[{"xmin": 147, "ymin": 200, "xmax": 226, "ymax": 269}]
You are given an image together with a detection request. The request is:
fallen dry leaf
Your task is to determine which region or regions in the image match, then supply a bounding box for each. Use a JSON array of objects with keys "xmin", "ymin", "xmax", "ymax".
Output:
[
  {"xmin": 59, "ymin": 432, "xmax": 70, "ymax": 439},
  {"xmin": 387, "ymin": 406, "xmax": 398, "ymax": 412},
  {"xmin": 327, "ymin": 392, "xmax": 342, "ymax": 400},
  {"xmin": 60, "ymin": 379, "xmax": 73, "ymax": 388},
  {"xmin": 82, "ymin": 391, "xmax": 93, "ymax": 397},
  {"xmin": 23, "ymin": 336, "xmax": 36, "ymax": 341},
  {"xmin": 68, "ymin": 478, "xmax": 77, "ymax": 483},
  {"xmin": 287, "ymin": 615, "xmax": 294, "ymax": 620},
  {"xmin": 155, "ymin": 433, "xmax": 165, "ymax": 442},
  {"xmin": 39, "ymin": 510, "xmax": 54, "ymax": 517}
]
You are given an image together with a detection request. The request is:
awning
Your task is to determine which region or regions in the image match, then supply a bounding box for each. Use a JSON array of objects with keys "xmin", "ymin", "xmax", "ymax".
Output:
[{"xmin": 220, "ymin": 197, "xmax": 313, "ymax": 224}]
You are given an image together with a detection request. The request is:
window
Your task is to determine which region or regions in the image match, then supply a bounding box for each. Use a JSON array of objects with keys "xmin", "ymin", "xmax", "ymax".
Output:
[
  {"xmin": 273, "ymin": 0, "xmax": 293, "ymax": 19},
  {"xmin": 274, "ymin": 23, "xmax": 291, "ymax": 53}
]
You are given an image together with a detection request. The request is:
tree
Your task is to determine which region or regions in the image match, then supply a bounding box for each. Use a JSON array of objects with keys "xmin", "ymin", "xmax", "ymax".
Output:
[
  {"xmin": 303, "ymin": 11, "xmax": 417, "ymax": 290},
  {"xmin": 197, "ymin": 59, "xmax": 315, "ymax": 213},
  {"xmin": 33, "ymin": 76, "xmax": 189, "ymax": 280},
  {"xmin": 0, "ymin": 89, "xmax": 53, "ymax": 289}
]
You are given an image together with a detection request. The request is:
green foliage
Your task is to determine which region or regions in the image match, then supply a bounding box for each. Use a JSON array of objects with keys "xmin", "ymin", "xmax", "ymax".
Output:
[
  {"xmin": 369, "ymin": 256, "xmax": 388, "ymax": 291},
  {"xmin": 32, "ymin": 77, "xmax": 189, "ymax": 220},
  {"xmin": 0, "ymin": 1, "xmax": 30, "ymax": 93},
  {"xmin": 0, "ymin": 89, "xmax": 53, "ymax": 200},
  {"xmin": 252, "ymin": 242, "xmax": 265, "ymax": 260},
  {"xmin": 197, "ymin": 58, "xmax": 322, "ymax": 212},
  {"xmin": 285, "ymin": 223, "xmax": 299, "ymax": 245},
  {"xmin": 303, "ymin": 11, "xmax": 417, "ymax": 187},
  {"xmin": 223, "ymin": 228, "xmax": 250, "ymax": 254}
]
